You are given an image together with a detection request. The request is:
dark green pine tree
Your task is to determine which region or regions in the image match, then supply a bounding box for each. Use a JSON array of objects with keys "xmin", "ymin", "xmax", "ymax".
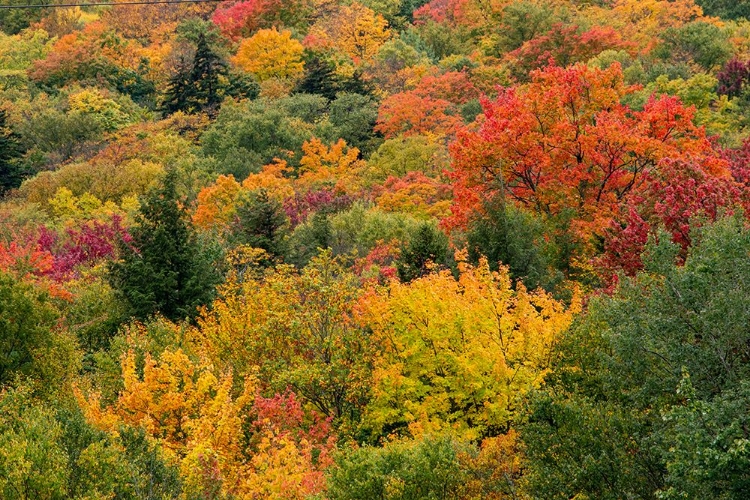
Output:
[
  {"xmin": 396, "ymin": 223, "xmax": 450, "ymax": 282},
  {"xmin": 0, "ymin": 110, "xmax": 25, "ymax": 193},
  {"xmin": 161, "ymin": 33, "xmax": 228, "ymax": 116},
  {"xmin": 294, "ymin": 54, "xmax": 374, "ymax": 100},
  {"xmin": 233, "ymin": 189, "xmax": 289, "ymax": 258},
  {"xmin": 294, "ymin": 55, "xmax": 340, "ymax": 101},
  {"xmin": 109, "ymin": 171, "xmax": 221, "ymax": 322}
]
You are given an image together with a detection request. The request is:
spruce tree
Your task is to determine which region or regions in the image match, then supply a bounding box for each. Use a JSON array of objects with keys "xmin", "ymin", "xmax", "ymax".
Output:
[
  {"xmin": 0, "ymin": 110, "xmax": 25, "ymax": 193},
  {"xmin": 396, "ymin": 223, "xmax": 450, "ymax": 282},
  {"xmin": 109, "ymin": 171, "xmax": 221, "ymax": 321},
  {"xmin": 294, "ymin": 56, "xmax": 340, "ymax": 100},
  {"xmin": 233, "ymin": 189, "xmax": 289, "ymax": 258},
  {"xmin": 161, "ymin": 34, "xmax": 228, "ymax": 117}
]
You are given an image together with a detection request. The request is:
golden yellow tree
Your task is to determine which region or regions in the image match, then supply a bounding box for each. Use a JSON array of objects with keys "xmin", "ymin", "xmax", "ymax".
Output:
[
  {"xmin": 232, "ymin": 28, "xmax": 305, "ymax": 82},
  {"xmin": 309, "ymin": 2, "xmax": 391, "ymax": 62},
  {"xmin": 190, "ymin": 252, "xmax": 376, "ymax": 425},
  {"xmin": 76, "ymin": 342, "xmax": 335, "ymax": 499},
  {"xmin": 297, "ymin": 138, "xmax": 366, "ymax": 195},
  {"xmin": 358, "ymin": 252, "xmax": 580, "ymax": 440},
  {"xmin": 585, "ymin": 0, "xmax": 706, "ymax": 50}
]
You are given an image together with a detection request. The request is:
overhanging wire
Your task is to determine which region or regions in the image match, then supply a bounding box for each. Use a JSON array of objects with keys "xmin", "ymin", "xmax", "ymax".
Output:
[{"xmin": 0, "ymin": 0, "xmax": 223, "ymax": 8}]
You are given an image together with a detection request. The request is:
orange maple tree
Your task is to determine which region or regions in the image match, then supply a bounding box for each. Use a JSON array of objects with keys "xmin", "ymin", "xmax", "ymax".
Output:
[
  {"xmin": 447, "ymin": 63, "xmax": 729, "ymax": 252},
  {"xmin": 375, "ymin": 71, "xmax": 478, "ymax": 138}
]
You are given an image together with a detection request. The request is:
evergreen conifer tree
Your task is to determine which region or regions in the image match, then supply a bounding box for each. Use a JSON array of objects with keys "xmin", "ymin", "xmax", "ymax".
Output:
[
  {"xmin": 161, "ymin": 34, "xmax": 228, "ymax": 116},
  {"xmin": 0, "ymin": 110, "xmax": 25, "ymax": 193},
  {"xmin": 233, "ymin": 189, "xmax": 289, "ymax": 258},
  {"xmin": 295, "ymin": 56, "xmax": 340, "ymax": 101},
  {"xmin": 109, "ymin": 171, "xmax": 221, "ymax": 321},
  {"xmin": 396, "ymin": 223, "xmax": 449, "ymax": 282}
]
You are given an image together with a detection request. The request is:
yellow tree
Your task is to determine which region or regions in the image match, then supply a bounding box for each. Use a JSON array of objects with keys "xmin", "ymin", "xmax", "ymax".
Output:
[
  {"xmin": 297, "ymin": 138, "xmax": 366, "ymax": 195},
  {"xmin": 232, "ymin": 28, "xmax": 305, "ymax": 82},
  {"xmin": 358, "ymin": 252, "xmax": 580, "ymax": 440},
  {"xmin": 190, "ymin": 252, "xmax": 376, "ymax": 426},
  {"xmin": 309, "ymin": 2, "xmax": 391, "ymax": 62},
  {"xmin": 76, "ymin": 344, "xmax": 335, "ymax": 499},
  {"xmin": 586, "ymin": 0, "xmax": 705, "ymax": 51}
]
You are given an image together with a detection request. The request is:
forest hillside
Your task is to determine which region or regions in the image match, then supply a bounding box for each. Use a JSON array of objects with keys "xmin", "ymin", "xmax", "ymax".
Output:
[{"xmin": 1, "ymin": 0, "xmax": 750, "ymax": 497}]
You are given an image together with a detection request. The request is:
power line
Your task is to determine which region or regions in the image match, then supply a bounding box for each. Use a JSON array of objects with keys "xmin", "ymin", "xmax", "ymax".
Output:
[{"xmin": 0, "ymin": 0, "xmax": 223, "ymax": 8}]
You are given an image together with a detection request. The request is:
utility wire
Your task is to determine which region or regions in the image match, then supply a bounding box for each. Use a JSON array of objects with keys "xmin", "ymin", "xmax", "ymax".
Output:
[{"xmin": 0, "ymin": 0, "xmax": 223, "ymax": 8}]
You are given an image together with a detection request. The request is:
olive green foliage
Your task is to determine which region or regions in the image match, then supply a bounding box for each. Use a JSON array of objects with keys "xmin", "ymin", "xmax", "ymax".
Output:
[
  {"xmin": 328, "ymin": 92, "xmax": 381, "ymax": 155},
  {"xmin": 233, "ymin": 188, "xmax": 290, "ymax": 257},
  {"xmin": 289, "ymin": 203, "xmax": 422, "ymax": 265},
  {"xmin": 63, "ymin": 278, "xmax": 126, "ymax": 352},
  {"xmin": 522, "ymin": 216, "xmax": 750, "ymax": 500},
  {"xmin": 396, "ymin": 221, "xmax": 450, "ymax": 282},
  {"xmin": 199, "ymin": 96, "xmax": 318, "ymax": 179},
  {"xmin": 656, "ymin": 21, "xmax": 734, "ymax": 72},
  {"xmin": 696, "ymin": 0, "xmax": 750, "ymax": 19},
  {"xmin": 467, "ymin": 200, "xmax": 562, "ymax": 291},
  {"xmin": 0, "ymin": 386, "xmax": 181, "ymax": 500},
  {"xmin": 0, "ymin": 0, "xmax": 46, "ymax": 35},
  {"xmin": 0, "ymin": 273, "xmax": 62, "ymax": 386},
  {"xmin": 0, "ymin": 385, "xmax": 69, "ymax": 499},
  {"xmin": 287, "ymin": 211, "xmax": 335, "ymax": 267},
  {"xmin": 365, "ymin": 134, "xmax": 448, "ymax": 184},
  {"xmin": 18, "ymin": 108, "xmax": 103, "ymax": 163},
  {"xmin": 495, "ymin": 0, "xmax": 557, "ymax": 53},
  {"xmin": 327, "ymin": 435, "xmax": 470, "ymax": 500}
]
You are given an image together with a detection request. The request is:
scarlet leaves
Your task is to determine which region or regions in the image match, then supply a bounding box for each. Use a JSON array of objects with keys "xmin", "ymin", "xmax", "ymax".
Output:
[{"xmin": 448, "ymin": 63, "xmax": 728, "ymax": 262}]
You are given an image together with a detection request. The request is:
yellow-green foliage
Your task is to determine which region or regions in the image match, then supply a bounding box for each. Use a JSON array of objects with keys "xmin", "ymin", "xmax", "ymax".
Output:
[{"xmin": 19, "ymin": 159, "xmax": 162, "ymax": 208}]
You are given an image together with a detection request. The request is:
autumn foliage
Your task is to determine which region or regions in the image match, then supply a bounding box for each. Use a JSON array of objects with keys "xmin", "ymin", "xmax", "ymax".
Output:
[
  {"xmin": 448, "ymin": 63, "xmax": 728, "ymax": 255},
  {"xmin": 5, "ymin": 0, "xmax": 750, "ymax": 497}
]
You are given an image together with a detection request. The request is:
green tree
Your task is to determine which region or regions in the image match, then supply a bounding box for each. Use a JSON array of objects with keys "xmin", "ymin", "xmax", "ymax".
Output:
[
  {"xmin": 0, "ymin": 0, "xmax": 46, "ymax": 35},
  {"xmin": 0, "ymin": 391, "xmax": 182, "ymax": 500},
  {"xmin": 109, "ymin": 171, "xmax": 222, "ymax": 322},
  {"xmin": 233, "ymin": 188, "xmax": 289, "ymax": 257},
  {"xmin": 161, "ymin": 33, "xmax": 228, "ymax": 117},
  {"xmin": 199, "ymin": 97, "xmax": 316, "ymax": 178},
  {"xmin": 656, "ymin": 21, "xmax": 733, "ymax": 72},
  {"xmin": 327, "ymin": 435, "xmax": 470, "ymax": 500},
  {"xmin": 329, "ymin": 92, "xmax": 381, "ymax": 155},
  {"xmin": 18, "ymin": 108, "xmax": 103, "ymax": 164},
  {"xmin": 695, "ymin": 0, "xmax": 750, "ymax": 19},
  {"xmin": 294, "ymin": 55, "xmax": 341, "ymax": 101},
  {"xmin": 0, "ymin": 110, "xmax": 25, "ymax": 193},
  {"xmin": 287, "ymin": 211, "xmax": 337, "ymax": 267},
  {"xmin": 467, "ymin": 199, "xmax": 562, "ymax": 292},
  {"xmin": 396, "ymin": 222, "xmax": 450, "ymax": 282},
  {"xmin": 0, "ymin": 385, "xmax": 68, "ymax": 500},
  {"xmin": 71, "ymin": 426, "xmax": 182, "ymax": 499},
  {"xmin": 492, "ymin": 0, "xmax": 556, "ymax": 54},
  {"xmin": 0, "ymin": 273, "xmax": 58, "ymax": 386},
  {"xmin": 522, "ymin": 216, "xmax": 750, "ymax": 499}
]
